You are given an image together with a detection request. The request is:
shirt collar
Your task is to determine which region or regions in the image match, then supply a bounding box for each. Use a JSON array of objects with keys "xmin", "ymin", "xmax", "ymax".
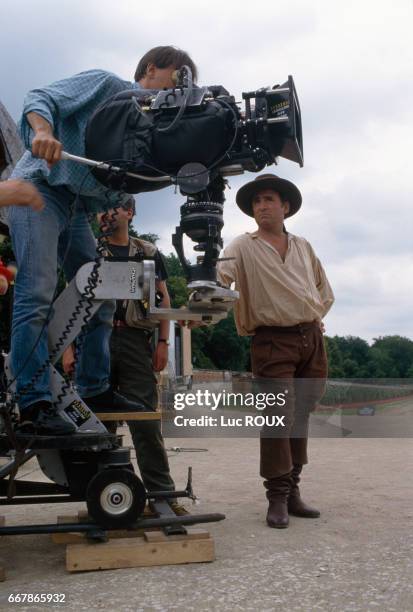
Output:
[{"xmin": 249, "ymin": 230, "xmax": 291, "ymax": 241}]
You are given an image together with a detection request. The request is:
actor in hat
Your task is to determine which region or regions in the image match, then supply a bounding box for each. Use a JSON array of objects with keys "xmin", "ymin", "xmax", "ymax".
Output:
[{"xmin": 218, "ymin": 174, "xmax": 334, "ymax": 529}]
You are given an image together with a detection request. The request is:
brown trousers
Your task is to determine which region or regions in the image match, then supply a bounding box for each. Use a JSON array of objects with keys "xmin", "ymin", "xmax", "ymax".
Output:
[{"xmin": 251, "ymin": 322, "xmax": 328, "ymax": 479}]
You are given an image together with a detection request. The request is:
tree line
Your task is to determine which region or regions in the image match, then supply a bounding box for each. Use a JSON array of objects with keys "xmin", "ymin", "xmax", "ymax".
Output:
[
  {"xmin": 163, "ymin": 252, "xmax": 413, "ymax": 378},
  {"xmin": 1, "ymin": 234, "xmax": 412, "ymax": 379}
]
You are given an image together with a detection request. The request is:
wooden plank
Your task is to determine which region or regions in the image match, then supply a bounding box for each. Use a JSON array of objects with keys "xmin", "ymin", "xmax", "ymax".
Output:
[
  {"xmin": 96, "ymin": 412, "xmax": 161, "ymax": 421},
  {"xmin": 0, "ymin": 567, "xmax": 6, "ymax": 582},
  {"xmin": 66, "ymin": 535, "xmax": 215, "ymax": 572},
  {"xmin": 53, "ymin": 532, "xmax": 87, "ymax": 545},
  {"xmin": 0, "ymin": 516, "xmax": 5, "ymax": 527},
  {"xmin": 53, "ymin": 509, "xmax": 157, "ymax": 544},
  {"xmin": 144, "ymin": 529, "xmax": 210, "ymax": 543},
  {"xmin": 57, "ymin": 515, "xmax": 79, "ymax": 524},
  {"xmin": 52, "ymin": 527, "xmax": 149, "ymax": 545},
  {"xmin": 77, "ymin": 510, "xmax": 90, "ymax": 522}
]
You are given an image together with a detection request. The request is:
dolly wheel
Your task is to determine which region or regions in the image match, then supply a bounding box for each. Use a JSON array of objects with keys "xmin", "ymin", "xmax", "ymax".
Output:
[{"xmin": 86, "ymin": 469, "xmax": 146, "ymax": 528}]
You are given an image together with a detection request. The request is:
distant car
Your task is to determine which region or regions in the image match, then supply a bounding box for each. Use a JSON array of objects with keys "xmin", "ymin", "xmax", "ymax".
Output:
[{"xmin": 358, "ymin": 405, "xmax": 376, "ymax": 416}]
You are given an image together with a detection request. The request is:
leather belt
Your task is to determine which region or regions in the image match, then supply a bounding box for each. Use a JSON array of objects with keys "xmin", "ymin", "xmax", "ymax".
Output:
[
  {"xmin": 255, "ymin": 321, "xmax": 318, "ymax": 334},
  {"xmin": 113, "ymin": 320, "xmax": 153, "ymax": 338}
]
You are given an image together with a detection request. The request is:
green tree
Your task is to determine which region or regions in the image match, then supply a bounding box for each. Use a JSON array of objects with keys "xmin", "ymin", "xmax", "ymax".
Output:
[
  {"xmin": 191, "ymin": 325, "xmax": 216, "ymax": 369},
  {"xmin": 136, "ymin": 232, "xmax": 159, "ymax": 244},
  {"xmin": 163, "ymin": 253, "xmax": 188, "ymax": 308},
  {"xmin": 324, "ymin": 336, "xmax": 344, "ymax": 377},
  {"xmin": 204, "ymin": 311, "xmax": 251, "ymax": 371},
  {"xmin": 166, "ymin": 276, "xmax": 188, "ymax": 308},
  {"xmin": 367, "ymin": 346, "xmax": 400, "ymax": 378},
  {"xmin": 164, "ymin": 252, "xmax": 185, "ymax": 277},
  {"xmin": 370, "ymin": 336, "xmax": 413, "ymax": 378}
]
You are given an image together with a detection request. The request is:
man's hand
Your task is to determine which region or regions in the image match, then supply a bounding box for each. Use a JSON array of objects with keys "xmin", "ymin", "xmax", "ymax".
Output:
[
  {"xmin": 152, "ymin": 341, "xmax": 169, "ymax": 372},
  {"xmin": 62, "ymin": 345, "xmax": 75, "ymax": 376},
  {"xmin": 31, "ymin": 130, "xmax": 62, "ymax": 167},
  {"xmin": 0, "ymin": 179, "xmax": 44, "ymax": 211},
  {"xmin": 27, "ymin": 112, "xmax": 62, "ymax": 167}
]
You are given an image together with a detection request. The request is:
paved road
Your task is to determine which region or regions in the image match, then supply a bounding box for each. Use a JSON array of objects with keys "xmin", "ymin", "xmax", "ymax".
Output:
[{"xmin": 0, "ymin": 436, "xmax": 412, "ymax": 611}]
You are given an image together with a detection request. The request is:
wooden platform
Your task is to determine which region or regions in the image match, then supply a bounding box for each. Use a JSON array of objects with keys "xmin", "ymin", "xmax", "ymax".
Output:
[
  {"xmin": 66, "ymin": 528, "xmax": 214, "ymax": 572},
  {"xmin": 95, "ymin": 411, "xmax": 161, "ymax": 421},
  {"xmin": 54, "ymin": 512, "xmax": 215, "ymax": 572}
]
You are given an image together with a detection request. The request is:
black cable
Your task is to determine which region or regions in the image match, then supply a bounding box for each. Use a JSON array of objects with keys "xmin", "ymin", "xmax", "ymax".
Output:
[
  {"xmin": 54, "ymin": 176, "xmax": 131, "ymax": 408},
  {"xmin": 156, "ymin": 66, "xmax": 193, "ymax": 134},
  {"xmin": 67, "ymin": 199, "xmax": 123, "ymax": 391}
]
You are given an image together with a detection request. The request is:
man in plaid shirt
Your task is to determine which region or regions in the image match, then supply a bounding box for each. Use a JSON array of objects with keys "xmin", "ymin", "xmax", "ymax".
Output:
[{"xmin": 7, "ymin": 46, "xmax": 198, "ymax": 435}]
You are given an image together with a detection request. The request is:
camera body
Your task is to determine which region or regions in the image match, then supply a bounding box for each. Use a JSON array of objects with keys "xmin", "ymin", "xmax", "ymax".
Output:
[{"xmin": 85, "ymin": 75, "xmax": 303, "ymax": 195}]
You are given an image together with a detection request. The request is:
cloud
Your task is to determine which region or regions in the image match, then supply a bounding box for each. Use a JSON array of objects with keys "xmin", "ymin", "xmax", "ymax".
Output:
[{"xmin": 1, "ymin": 0, "xmax": 412, "ymax": 341}]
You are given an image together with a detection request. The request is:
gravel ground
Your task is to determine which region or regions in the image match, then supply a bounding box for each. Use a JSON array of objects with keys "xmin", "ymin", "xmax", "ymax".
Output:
[{"xmin": 0, "ymin": 435, "xmax": 412, "ymax": 612}]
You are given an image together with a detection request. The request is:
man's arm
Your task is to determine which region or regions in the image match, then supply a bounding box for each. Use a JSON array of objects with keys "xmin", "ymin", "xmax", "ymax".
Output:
[
  {"xmin": 20, "ymin": 70, "xmax": 132, "ymax": 164},
  {"xmin": 217, "ymin": 242, "xmax": 238, "ymax": 287},
  {"xmin": 0, "ymin": 179, "xmax": 44, "ymax": 210},
  {"xmin": 153, "ymin": 279, "xmax": 170, "ymax": 372},
  {"xmin": 307, "ymin": 243, "xmax": 335, "ymax": 317}
]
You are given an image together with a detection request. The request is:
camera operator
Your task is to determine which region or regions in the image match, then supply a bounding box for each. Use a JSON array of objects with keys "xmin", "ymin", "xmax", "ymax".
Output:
[
  {"xmin": 218, "ymin": 174, "xmax": 334, "ymax": 529},
  {"xmin": 7, "ymin": 46, "xmax": 198, "ymax": 435}
]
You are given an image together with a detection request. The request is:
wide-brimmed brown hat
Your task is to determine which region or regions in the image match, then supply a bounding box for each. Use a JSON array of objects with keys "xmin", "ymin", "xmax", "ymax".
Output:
[{"xmin": 236, "ymin": 173, "xmax": 302, "ymax": 218}]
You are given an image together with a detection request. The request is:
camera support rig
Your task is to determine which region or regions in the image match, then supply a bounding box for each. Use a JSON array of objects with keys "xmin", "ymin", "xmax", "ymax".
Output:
[
  {"xmin": 0, "ymin": 250, "xmax": 227, "ymax": 533},
  {"xmin": 0, "ymin": 70, "xmax": 304, "ymax": 535},
  {"xmin": 59, "ymin": 151, "xmax": 239, "ymax": 322}
]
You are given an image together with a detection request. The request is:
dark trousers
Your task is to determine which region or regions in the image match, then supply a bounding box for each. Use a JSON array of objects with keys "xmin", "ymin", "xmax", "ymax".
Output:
[
  {"xmin": 251, "ymin": 322, "xmax": 328, "ymax": 479},
  {"xmin": 110, "ymin": 326, "xmax": 175, "ymax": 492}
]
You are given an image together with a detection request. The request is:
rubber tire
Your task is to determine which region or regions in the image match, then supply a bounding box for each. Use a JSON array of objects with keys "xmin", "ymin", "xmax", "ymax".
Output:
[{"xmin": 86, "ymin": 468, "xmax": 146, "ymax": 528}]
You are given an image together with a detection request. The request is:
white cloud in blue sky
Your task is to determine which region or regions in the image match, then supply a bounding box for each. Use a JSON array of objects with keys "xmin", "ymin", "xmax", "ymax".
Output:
[{"xmin": 1, "ymin": 0, "xmax": 412, "ymax": 341}]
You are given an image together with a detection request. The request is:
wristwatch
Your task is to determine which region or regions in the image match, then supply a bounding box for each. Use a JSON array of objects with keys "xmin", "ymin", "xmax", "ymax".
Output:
[{"xmin": 158, "ymin": 338, "xmax": 170, "ymax": 345}]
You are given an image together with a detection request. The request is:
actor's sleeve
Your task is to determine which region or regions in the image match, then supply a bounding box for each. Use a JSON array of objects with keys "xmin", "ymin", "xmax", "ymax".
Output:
[
  {"xmin": 19, "ymin": 69, "xmax": 131, "ymax": 147},
  {"xmin": 217, "ymin": 241, "xmax": 238, "ymax": 287},
  {"xmin": 307, "ymin": 242, "xmax": 335, "ymax": 316}
]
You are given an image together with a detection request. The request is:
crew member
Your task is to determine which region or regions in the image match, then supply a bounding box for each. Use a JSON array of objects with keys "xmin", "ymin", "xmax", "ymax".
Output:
[
  {"xmin": 218, "ymin": 174, "xmax": 334, "ymax": 528},
  {"xmin": 7, "ymin": 46, "xmax": 198, "ymax": 435},
  {"xmin": 63, "ymin": 199, "xmax": 182, "ymax": 502}
]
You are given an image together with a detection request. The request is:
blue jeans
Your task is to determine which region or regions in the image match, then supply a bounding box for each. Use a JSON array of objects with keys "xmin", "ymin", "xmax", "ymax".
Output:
[{"xmin": 8, "ymin": 181, "xmax": 115, "ymax": 410}]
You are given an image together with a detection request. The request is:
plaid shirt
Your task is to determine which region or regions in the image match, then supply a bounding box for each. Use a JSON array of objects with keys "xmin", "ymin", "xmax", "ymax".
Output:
[{"xmin": 12, "ymin": 69, "xmax": 140, "ymax": 209}]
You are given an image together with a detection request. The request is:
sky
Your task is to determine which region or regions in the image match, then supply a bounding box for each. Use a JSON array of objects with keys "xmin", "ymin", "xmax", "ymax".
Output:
[{"xmin": 0, "ymin": 0, "xmax": 412, "ymax": 342}]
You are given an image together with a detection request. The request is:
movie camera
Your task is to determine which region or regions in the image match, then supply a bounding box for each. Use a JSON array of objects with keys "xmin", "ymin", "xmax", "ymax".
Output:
[{"xmin": 67, "ymin": 67, "xmax": 304, "ymax": 310}]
